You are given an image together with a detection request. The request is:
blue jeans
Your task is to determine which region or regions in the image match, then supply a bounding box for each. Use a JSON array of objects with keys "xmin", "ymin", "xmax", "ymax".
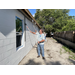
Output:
[{"xmin": 37, "ymin": 44, "xmax": 44, "ymax": 57}]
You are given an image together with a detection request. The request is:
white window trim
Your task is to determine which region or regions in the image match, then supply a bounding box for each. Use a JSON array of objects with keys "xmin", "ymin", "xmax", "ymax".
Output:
[{"xmin": 16, "ymin": 16, "xmax": 25, "ymax": 51}]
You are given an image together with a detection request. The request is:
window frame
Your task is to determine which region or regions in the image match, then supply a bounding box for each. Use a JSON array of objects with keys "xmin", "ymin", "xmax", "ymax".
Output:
[{"xmin": 15, "ymin": 16, "xmax": 25, "ymax": 51}]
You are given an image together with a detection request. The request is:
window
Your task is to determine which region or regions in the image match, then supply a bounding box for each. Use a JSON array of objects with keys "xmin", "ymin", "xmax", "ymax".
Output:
[{"xmin": 16, "ymin": 16, "xmax": 24, "ymax": 50}]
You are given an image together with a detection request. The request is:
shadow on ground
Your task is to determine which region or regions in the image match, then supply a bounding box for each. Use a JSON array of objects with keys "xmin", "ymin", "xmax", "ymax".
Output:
[
  {"xmin": 68, "ymin": 59, "xmax": 75, "ymax": 65},
  {"xmin": 21, "ymin": 58, "xmax": 75, "ymax": 65},
  {"xmin": 23, "ymin": 39, "xmax": 75, "ymax": 65},
  {"xmin": 23, "ymin": 59, "xmax": 41, "ymax": 65},
  {"xmin": 55, "ymin": 39, "xmax": 75, "ymax": 53},
  {"xmin": 23, "ymin": 59, "xmax": 61, "ymax": 65},
  {"xmin": 46, "ymin": 61, "xmax": 61, "ymax": 65}
]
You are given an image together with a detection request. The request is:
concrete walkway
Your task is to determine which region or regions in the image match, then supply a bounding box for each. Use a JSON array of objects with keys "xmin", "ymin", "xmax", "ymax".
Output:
[{"xmin": 19, "ymin": 38, "xmax": 75, "ymax": 65}]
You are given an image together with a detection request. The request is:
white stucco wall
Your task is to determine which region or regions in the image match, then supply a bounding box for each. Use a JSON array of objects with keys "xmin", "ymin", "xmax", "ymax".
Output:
[{"xmin": 0, "ymin": 9, "xmax": 40, "ymax": 65}]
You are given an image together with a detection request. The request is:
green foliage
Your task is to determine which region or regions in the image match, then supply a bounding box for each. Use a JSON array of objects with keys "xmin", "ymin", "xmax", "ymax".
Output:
[
  {"xmin": 34, "ymin": 9, "xmax": 75, "ymax": 34},
  {"xmin": 62, "ymin": 46, "xmax": 75, "ymax": 60},
  {"xmin": 16, "ymin": 18, "xmax": 22, "ymax": 32},
  {"xmin": 62, "ymin": 19, "xmax": 75, "ymax": 31},
  {"xmin": 45, "ymin": 25, "xmax": 53, "ymax": 32}
]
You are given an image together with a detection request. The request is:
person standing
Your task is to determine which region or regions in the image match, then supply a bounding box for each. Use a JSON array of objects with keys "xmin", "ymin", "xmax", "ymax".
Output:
[
  {"xmin": 27, "ymin": 26, "xmax": 45, "ymax": 59},
  {"xmin": 44, "ymin": 32, "xmax": 47, "ymax": 41}
]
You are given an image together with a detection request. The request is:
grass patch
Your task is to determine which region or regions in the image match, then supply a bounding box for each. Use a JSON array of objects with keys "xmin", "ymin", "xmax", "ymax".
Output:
[
  {"xmin": 69, "ymin": 56, "xmax": 75, "ymax": 60},
  {"xmin": 62, "ymin": 46, "xmax": 75, "ymax": 60},
  {"xmin": 52, "ymin": 38, "xmax": 57, "ymax": 42},
  {"xmin": 60, "ymin": 48, "xmax": 62, "ymax": 55}
]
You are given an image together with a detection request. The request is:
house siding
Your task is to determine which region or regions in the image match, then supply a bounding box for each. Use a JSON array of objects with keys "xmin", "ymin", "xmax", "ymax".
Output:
[{"xmin": 0, "ymin": 9, "xmax": 40, "ymax": 65}]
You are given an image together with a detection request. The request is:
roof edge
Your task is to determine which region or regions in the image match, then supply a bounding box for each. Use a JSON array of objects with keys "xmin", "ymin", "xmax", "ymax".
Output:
[{"xmin": 24, "ymin": 9, "xmax": 41, "ymax": 29}]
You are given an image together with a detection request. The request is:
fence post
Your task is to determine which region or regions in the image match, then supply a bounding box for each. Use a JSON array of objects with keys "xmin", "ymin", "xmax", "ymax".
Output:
[{"xmin": 73, "ymin": 31, "xmax": 75, "ymax": 43}]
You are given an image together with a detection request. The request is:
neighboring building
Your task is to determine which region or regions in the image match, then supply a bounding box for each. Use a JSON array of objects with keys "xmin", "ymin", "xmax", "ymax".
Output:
[{"xmin": 0, "ymin": 9, "xmax": 41, "ymax": 65}]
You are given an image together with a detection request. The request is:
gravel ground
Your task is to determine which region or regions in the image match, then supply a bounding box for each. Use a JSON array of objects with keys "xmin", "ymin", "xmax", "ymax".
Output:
[{"xmin": 19, "ymin": 38, "xmax": 75, "ymax": 65}]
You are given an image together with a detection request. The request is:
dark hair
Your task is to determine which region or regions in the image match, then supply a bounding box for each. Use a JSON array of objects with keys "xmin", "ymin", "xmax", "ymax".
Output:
[{"xmin": 40, "ymin": 29, "xmax": 44, "ymax": 33}]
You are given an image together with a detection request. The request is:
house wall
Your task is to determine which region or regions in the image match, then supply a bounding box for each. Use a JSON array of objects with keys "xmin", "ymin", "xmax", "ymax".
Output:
[
  {"xmin": 0, "ymin": 9, "xmax": 40, "ymax": 65},
  {"xmin": 32, "ymin": 23, "xmax": 40, "ymax": 43}
]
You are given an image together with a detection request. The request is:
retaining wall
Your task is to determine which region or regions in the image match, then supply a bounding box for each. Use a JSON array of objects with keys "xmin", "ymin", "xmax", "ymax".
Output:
[
  {"xmin": 54, "ymin": 31, "xmax": 75, "ymax": 43},
  {"xmin": 54, "ymin": 31, "xmax": 75, "ymax": 49}
]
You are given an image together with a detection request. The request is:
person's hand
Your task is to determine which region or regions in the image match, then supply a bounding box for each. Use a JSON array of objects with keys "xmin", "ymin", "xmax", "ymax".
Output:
[
  {"xmin": 30, "ymin": 31, "xmax": 32, "ymax": 33},
  {"xmin": 27, "ymin": 26, "xmax": 28, "ymax": 28},
  {"xmin": 38, "ymin": 41, "xmax": 40, "ymax": 43}
]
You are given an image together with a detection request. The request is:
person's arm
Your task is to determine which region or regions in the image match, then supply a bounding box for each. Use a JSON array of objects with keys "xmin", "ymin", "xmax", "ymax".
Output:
[
  {"xmin": 38, "ymin": 39, "xmax": 45, "ymax": 43},
  {"xmin": 30, "ymin": 31, "xmax": 36, "ymax": 34},
  {"xmin": 38, "ymin": 34, "xmax": 45, "ymax": 43},
  {"xmin": 27, "ymin": 26, "xmax": 36, "ymax": 34}
]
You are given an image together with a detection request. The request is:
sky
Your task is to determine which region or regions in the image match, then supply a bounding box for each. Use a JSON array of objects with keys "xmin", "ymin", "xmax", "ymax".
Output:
[{"xmin": 28, "ymin": 9, "xmax": 75, "ymax": 17}]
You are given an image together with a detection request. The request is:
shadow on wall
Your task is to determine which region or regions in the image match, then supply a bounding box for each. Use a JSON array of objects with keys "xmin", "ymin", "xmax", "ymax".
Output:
[
  {"xmin": 0, "ymin": 28, "xmax": 16, "ymax": 40},
  {"xmin": 0, "ymin": 9, "xmax": 38, "ymax": 38},
  {"xmin": 0, "ymin": 25, "xmax": 33, "ymax": 40},
  {"xmin": 0, "ymin": 9, "xmax": 16, "ymax": 37}
]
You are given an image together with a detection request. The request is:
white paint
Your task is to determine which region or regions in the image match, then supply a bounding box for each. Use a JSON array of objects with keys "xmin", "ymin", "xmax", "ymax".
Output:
[{"xmin": 0, "ymin": 9, "xmax": 40, "ymax": 65}]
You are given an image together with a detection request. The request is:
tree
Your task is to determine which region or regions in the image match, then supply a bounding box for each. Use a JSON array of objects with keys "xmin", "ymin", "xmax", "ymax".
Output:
[
  {"xmin": 44, "ymin": 24, "xmax": 54, "ymax": 36},
  {"xmin": 35, "ymin": 9, "xmax": 40, "ymax": 20},
  {"xmin": 62, "ymin": 19, "xmax": 75, "ymax": 31},
  {"xmin": 34, "ymin": 9, "xmax": 75, "ymax": 35}
]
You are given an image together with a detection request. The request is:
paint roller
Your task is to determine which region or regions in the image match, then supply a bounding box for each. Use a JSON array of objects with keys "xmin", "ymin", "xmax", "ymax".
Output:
[{"xmin": 26, "ymin": 26, "xmax": 38, "ymax": 45}]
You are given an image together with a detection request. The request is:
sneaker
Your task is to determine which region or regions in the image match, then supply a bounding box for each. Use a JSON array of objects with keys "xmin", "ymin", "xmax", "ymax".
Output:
[
  {"xmin": 42, "ymin": 57, "xmax": 45, "ymax": 59},
  {"xmin": 37, "ymin": 56, "xmax": 40, "ymax": 58}
]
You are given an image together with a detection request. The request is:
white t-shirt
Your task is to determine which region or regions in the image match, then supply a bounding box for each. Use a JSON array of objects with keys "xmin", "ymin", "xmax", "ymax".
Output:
[{"xmin": 36, "ymin": 32, "xmax": 45, "ymax": 45}]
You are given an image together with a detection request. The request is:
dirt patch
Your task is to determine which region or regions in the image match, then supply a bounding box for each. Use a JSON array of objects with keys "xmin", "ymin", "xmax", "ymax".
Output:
[{"xmin": 19, "ymin": 38, "xmax": 75, "ymax": 65}]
